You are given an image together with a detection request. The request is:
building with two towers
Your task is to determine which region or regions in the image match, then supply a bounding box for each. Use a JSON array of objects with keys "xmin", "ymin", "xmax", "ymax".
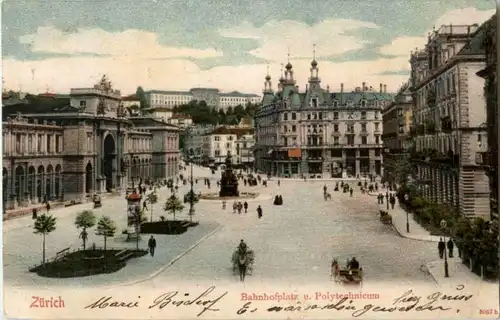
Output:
[{"xmin": 253, "ymin": 54, "xmax": 394, "ymax": 178}]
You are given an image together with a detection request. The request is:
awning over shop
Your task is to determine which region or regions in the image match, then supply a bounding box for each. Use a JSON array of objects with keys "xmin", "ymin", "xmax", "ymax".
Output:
[{"xmin": 288, "ymin": 148, "xmax": 301, "ymax": 158}]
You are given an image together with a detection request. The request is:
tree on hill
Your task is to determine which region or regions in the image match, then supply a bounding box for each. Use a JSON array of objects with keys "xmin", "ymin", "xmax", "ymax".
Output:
[{"xmin": 135, "ymin": 86, "xmax": 149, "ymax": 110}]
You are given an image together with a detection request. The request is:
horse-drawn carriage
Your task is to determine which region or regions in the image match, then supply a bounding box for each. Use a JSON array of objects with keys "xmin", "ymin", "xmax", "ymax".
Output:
[
  {"xmin": 330, "ymin": 257, "xmax": 363, "ymax": 285},
  {"xmin": 93, "ymin": 194, "xmax": 102, "ymax": 208},
  {"xmin": 231, "ymin": 249, "xmax": 254, "ymax": 281}
]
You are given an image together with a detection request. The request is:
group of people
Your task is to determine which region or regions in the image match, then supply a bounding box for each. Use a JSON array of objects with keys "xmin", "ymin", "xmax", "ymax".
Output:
[
  {"xmin": 332, "ymin": 181, "xmax": 353, "ymax": 196},
  {"xmin": 221, "ymin": 200, "xmax": 263, "ymax": 219},
  {"xmin": 377, "ymin": 193, "xmax": 397, "ymax": 208},
  {"xmin": 438, "ymin": 238, "xmax": 454, "ymax": 258}
]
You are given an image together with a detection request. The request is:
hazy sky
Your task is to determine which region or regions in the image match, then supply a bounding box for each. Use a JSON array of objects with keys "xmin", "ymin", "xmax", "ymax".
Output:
[{"xmin": 2, "ymin": 0, "xmax": 495, "ymax": 95}]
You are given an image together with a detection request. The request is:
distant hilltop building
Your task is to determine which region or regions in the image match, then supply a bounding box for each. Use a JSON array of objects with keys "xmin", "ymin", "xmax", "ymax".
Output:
[{"xmin": 144, "ymin": 88, "xmax": 261, "ymax": 112}]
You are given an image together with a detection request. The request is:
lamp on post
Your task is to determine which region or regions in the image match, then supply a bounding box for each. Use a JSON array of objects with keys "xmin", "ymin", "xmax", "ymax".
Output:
[
  {"xmin": 440, "ymin": 219, "xmax": 450, "ymax": 278},
  {"xmin": 188, "ymin": 148, "xmax": 195, "ymax": 222},
  {"xmin": 404, "ymin": 193, "xmax": 410, "ymax": 233}
]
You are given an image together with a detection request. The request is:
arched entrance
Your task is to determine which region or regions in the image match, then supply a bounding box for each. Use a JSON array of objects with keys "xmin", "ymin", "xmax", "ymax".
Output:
[
  {"xmin": 37, "ymin": 166, "xmax": 44, "ymax": 202},
  {"xmin": 46, "ymin": 165, "xmax": 53, "ymax": 200},
  {"xmin": 85, "ymin": 162, "xmax": 93, "ymax": 194},
  {"xmin": 28, "ymin": 166, "xmax": 35, "ymax": 200},
  {"xmin": 15, "ymin": 166, "xmax": 25, "ymax": 203},
  {"xmin": 3, "ymin": 167, "xmax": 9, "ymax": 207},
  {"xmin": 55, "ymin": 165, "xmax": 61, "ymax": 199},
  {"xmin": 103, "ymin": 134, "xmax": 116, "ymax": 191}
]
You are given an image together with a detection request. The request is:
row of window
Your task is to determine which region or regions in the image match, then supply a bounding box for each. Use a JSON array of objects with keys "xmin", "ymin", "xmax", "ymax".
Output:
[
  {"xmin": 280, "ymin": 111, "xmax": 381, "ymax": 121},
  {"xmin": 280, "ymin": 135, "xmax": 383, "ymax": 148},
  {"xmin": 4, "ymin": 133, "xmax": 62, "ymax": 155}
]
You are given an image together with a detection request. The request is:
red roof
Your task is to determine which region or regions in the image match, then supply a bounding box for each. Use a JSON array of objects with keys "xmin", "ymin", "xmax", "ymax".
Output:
[{"xmin": 127, "ymin": 192, "xmax": 141, "ymax": 201}]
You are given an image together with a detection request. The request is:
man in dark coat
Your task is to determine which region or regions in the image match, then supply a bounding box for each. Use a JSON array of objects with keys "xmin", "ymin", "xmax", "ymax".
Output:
[
  {"xmin": 438, "ymin": 238, "xmax": 445, "ymax": 259},
  {"xmin": 243, "ymin": 201, "xmax": 248, "ymax": 213},
  {"xmin": 148, "ymin": 235, "xmax": 157, "ymax": 257},
  {"xmin": 257, "ymin": 205, "xmax": 263, "ymax": 219},
  {"xmin": 447, "ymin": 239, "xmax": 454, "ymax": 258}
]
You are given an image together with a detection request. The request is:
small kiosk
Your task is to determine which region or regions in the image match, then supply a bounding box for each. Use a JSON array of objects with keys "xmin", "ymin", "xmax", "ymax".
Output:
[{"xmin": 126, "ymin": 190, "xmax": 142, "ymax": 241}]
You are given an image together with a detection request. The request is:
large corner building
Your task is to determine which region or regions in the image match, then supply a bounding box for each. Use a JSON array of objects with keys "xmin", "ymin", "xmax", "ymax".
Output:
[{"xmin": 254, "ymin": 58, "xmax": 393, "ymax": 178}]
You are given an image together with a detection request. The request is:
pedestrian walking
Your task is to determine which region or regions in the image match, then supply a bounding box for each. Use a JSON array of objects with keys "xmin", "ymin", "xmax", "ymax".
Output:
[
  {"xmin": 349, "ymin": 188, "xmax": 353, "ymax": 197},
  {"xmin": 438, "ymin": 238, "xmax": 445, "ymax": 259},
  {"xmin": 222, "ymin": 200, "xmax": 226, "ymax": 210},
  {"xmin": 390, "ymin": 196, "xmax": 396, "ymax": 209},
  {"xmin": 233, "ymin": 201, "xmax": 237, "ymax": 214},
  {"xmin": 447, "ymin": 239, "xmax": 454, "ymax": 258},
  {"xmin": 45, "ymin": 201, "xmax": 51, "ymax": 213},
  {"xmin": 257, "ymin": 205, "xmax": 263, "ymax": 219},
  {"xmin": 243, "ymin": 201, "xmax": 248, "ymax": 213},
  {"xmin": 148, "ymin": 235, "xmax": 157, "ymax": 257},
  {"xmin": 278, "ymin": 180, "xmax": 280, "ymax": 187},
  {"xmin": 237, "ymin": 202, "xmax": 243, "ymax": 214}
]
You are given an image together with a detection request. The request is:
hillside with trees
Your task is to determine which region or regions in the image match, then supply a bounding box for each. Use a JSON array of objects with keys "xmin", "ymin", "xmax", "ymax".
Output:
[{"xmin": 173, "ymin": 100, "xmax": 259, "ymax": 125}]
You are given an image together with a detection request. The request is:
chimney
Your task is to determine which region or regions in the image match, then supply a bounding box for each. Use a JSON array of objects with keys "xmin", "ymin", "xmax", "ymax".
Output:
[
  {"xmin": 341, "ymin": 83, "xmax": 344, "ymax": 93},
  {"xmin": 306, "ymin": 84, "xmax": 308, "ymax": 91},
  {"xmin": 362, "ymin": 82, "xmax": 366, "ymax": 91},
  {"xmin": 379, "ymin": 83, "xmax": 383, "ymax": 93},
  {"xmin": 369, "ymin": 86, "xmax": 373, "ymax": 91},
  {"xmin": 326, "ymin": 85, "xmax": 330, "ymax": 92},
  {"xmin": 295, "ymin": 85, "xmax": 299, "ymax": 91},
  {"xmin": 383, "ymin": 84, "xmax": 387, "ymax": 93}
]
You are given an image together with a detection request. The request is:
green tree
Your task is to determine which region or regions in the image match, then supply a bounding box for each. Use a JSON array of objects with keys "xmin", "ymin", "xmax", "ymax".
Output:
[
  {"xmin": 384, "ymin": 155, "xmax": 411, "ymax": 186},
  {"xmin": 226, "ymin": 106, "xmax": 233, "ymax": 115},
  {"xmin": 95, "ymin": 216, "xmax": 116, "ymax": 250},
  {"xmin": 75, "ymin": 210, "xmax": 96, "ymax": 249},
  {"xmin": 146, "ymin": 192, "xmax": 159, "ymax": 222},
  {"xmin": 33, "ymin": 214, "xmax": 57, "ymax": 266},
  {"xmin": 135, "ymin": 86, "xmax": 149, "ymax": 110},
  {"xmin": 218, "ymin": 109, "xmax": 226, "ymax": 124},
  {"xmin": 163, "ymin": 193, "xmax": 185, "ymax": 221}
]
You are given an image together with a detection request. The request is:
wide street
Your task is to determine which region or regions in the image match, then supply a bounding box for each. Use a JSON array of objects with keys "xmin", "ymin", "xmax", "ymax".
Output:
[{"xmin": 3, "ymin": 165, "xmax": 438, "ymax": 289}]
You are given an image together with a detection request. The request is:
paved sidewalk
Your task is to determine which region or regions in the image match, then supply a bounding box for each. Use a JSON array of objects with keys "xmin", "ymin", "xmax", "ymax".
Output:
[
  {"xmin": 372, "ymin": 196, "xmax": 441, "ymax": 242},
  {"xmin": 425, "ymin": 257, "xmax": 498, "ymax": 299}
]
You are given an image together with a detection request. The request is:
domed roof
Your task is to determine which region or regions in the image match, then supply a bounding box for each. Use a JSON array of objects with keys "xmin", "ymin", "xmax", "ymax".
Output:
[
  {"xmin": 279, "ymin": 76, "xmax": 285, "ymax": 83},
  {"xmin": 311, "ymin": 59, "xmax": 318, "ymax": 67},
  {"xmin": 265, "ymin": 74, "xmax": 271, "ymax": 81},
  {"xmin": 285, "ymin": 62, "xmax": 293, "ymax": 70}
]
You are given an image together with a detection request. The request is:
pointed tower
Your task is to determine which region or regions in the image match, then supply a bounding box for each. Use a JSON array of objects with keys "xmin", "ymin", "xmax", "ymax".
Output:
[
  {"xmin": 309, "ymin": 44, "xmax": 320, "ymax": 85},
  {"xmin": 278, "ymin": 63, "xmax": 285, "ymax": 92},
  {"xmin": 262, "ymin": 65, "xmax": 275, "ymax": 106},
  {"xmin": 263, "ymin": 65, "xmax": 273, "ymax": 93},
  {"xmin": 284, "ymin": 49, "xmax": 296, "ymax": 86}
]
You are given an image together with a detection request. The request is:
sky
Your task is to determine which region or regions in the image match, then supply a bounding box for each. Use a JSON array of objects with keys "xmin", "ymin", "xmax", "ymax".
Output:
[{"xmin": 2, "ymin": 0, "xmax": 496, "ymax": 96}]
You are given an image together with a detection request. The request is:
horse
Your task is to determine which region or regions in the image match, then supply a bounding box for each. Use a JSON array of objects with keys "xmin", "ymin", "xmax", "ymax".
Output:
[
  {"xmin": 330, "ymin": 259, "xmax": 340, "ymax": 281},
  {"xmin": 236, "ymin": 251, "xmax": 248, "ymax": 282}
]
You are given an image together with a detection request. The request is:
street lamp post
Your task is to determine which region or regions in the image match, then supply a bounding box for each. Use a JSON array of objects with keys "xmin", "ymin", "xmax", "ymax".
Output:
[
  {"xmin": 404, "ymin": 193, "xmax": 410, "ymax": 233},
  {"xmin": 188, "ymin": 148, "xmax": 195, "ymax": 222},
  {"xmin": 440, "ymin": 219, "xmax": 450, "ymax": 278},
  {"xmin": 386, "ymin": 191, "xmax": 389, "ymax": 210}
]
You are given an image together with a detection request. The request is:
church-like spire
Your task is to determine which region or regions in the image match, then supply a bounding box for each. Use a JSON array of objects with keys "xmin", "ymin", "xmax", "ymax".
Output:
[
  {"xmin": 309, "ymin": 44, "xmax": 320, "ymax": 83},
  {"xmin": 264, "ymin": 64, "xmax": 273, "ymax": 93},
  {"xmin": 284, "ymin": 48, "xmax": 295, "ymax": 85}
]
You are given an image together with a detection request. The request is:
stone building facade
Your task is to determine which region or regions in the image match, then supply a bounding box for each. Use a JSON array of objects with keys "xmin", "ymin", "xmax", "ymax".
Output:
[
  {"xmin": 254, "ymin": 59, "xmax": 393, "ymax": 178},
  {"xmin": 2, "ymin": 76, "xmax": 180, "ymax": 211},
  {"xmin": 476, "ymin": 14, "xmax": 498, "ymax": 219},
  {"xmin": 409, "ymin": 24, "xmax": 490, "ymax": 219},
  {"xmin": 382, "ymin": 82, "xmax": 413, "ymax": 181}
]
